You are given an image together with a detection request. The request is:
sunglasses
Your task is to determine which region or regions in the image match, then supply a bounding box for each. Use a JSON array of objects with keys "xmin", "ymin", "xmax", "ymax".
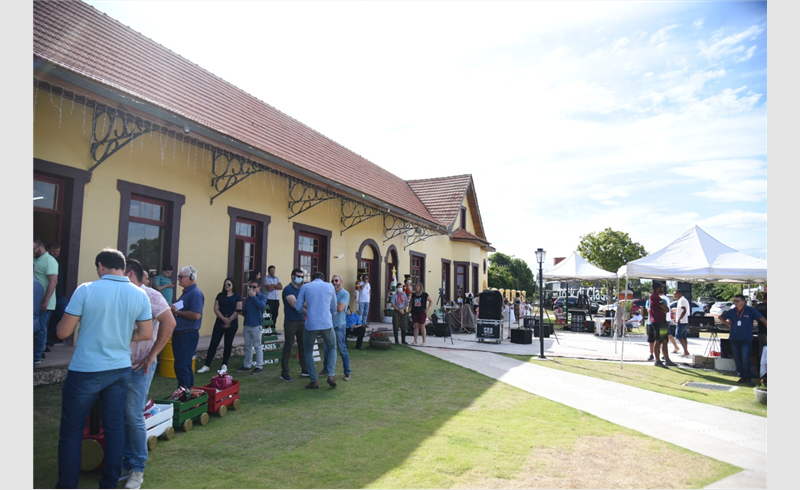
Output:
[
  {"xmin": 249, "ymin": 285, "xmax": 259, "ymax": 289},
  {"xmin": 177, "ymin": 275, "xmax": 187, "ymax": 279}
]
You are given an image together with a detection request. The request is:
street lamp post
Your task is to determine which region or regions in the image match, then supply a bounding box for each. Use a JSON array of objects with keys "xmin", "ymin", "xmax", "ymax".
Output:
[{"xmin": 535, "ymin": 248, "xmax": 546, "ymax": 359}]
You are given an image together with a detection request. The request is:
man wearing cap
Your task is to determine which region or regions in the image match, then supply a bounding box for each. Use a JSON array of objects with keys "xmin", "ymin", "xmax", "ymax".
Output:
[
  {"xmin": 673, "ymin": 289, "xmax": 691, "ymax": 357},
  {"xmin": 649, "ymin": 282, "xmax": 676, "ymax": 368}
]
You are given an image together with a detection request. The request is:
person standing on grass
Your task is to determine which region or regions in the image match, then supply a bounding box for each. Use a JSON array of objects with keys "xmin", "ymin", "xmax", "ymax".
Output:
[
  {"xmin": 55, "ymin": 248, "xmax": 152, "ymax": 489},
  {"xmin": 329, "ymin": 274, "xmax": 352, "ymax": 381},
  {"xmin": 170, "ymin": 266, "xmax": 204, "ymax": 389},
  {"xmin": 198, "ymin": 278, "xmax": 242, "ymax": 374},
  {"xmin": 673, "ymin": 289, "xmax": 691, "ymax": 357},
  {"xmin": 280, "ymin": 268, "xmax": 309, "ymax": 382},
  {"xmin": 649, "ymin": 282, "xmax": 676, "ymax": 368},
  {"xmin": 34, "ymin": 236, "xmax": 58, "ymax": 364},
  {"xmin": 236, "ymin": 278, "xmax": 267, "ymax": 375},
  {"xmin": 391, "ymin": 283, "xmax": 409, "ymax": 345},
  {"xmin": 263, "ymin": 265, "xmax": 283, "ymax": 327},
  {"xmin": 121, "ymin": 260, "xmax": 176, "ymax": 490},
  {"xmin": 296, "ymin": 271, "xmax": 338, "ymax": 389},
  {"xmin": 719, "ymin": 294, "xmax": 767, "ymax": 384},
  {"xmin": 410, "ymin": 282, "xmax": 433, "ymax": 346}
]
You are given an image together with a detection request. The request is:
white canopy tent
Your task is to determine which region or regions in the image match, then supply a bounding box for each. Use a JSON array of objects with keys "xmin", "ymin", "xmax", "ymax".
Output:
[
  {"xmin": 615, "ymin": 225, "xmax": 767, "ymax": 366},
  {"xmin": 617, "ymin": 225, "xmax": 767, "ymax": 283}
]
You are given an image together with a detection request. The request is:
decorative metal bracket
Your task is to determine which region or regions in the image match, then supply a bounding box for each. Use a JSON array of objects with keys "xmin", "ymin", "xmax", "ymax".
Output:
[
  {"xmin": 288, "ymin": 178, "xmax": 338, "ymax": 219},
  {"xmin": 383, "ymin": 215, "xmax": 417, "ymax": 242},
  {"xmin": 210, "ymin": 151, "xmax": 269, "ymax": 204},
  {"xmin": 340, "ymin": 200, "xmax": 384, "ymax": 235},
  {"xmin": 403, "ymin": 226, "xmax": 442, "ymax": 249},
  {"xmin": 90, "ymin": 106, "xmax": 155, "ymax": 173}
]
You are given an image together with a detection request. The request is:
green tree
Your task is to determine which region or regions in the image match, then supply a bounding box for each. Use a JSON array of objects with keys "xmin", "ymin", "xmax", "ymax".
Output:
[
  {"xmin": 576, "ymin": 228, "xmax": 648, "ymax": 275},
  {"xmin": 487, "ymin": 252, "xmax": 534, "ymax": 297}
]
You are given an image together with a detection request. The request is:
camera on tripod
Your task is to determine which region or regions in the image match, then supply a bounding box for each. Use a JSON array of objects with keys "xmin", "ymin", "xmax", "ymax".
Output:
[{"xmin": 438, "ymin": 287, "xmax": 445, "ymax": 294}]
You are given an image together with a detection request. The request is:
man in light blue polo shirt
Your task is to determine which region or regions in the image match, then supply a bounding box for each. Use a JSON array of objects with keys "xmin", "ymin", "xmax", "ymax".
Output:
[
  {"xmin": 295, "ymin": 271, "xmax": 338, "ymax": 389},
  {"xmin": 55, "ymin": 248, "xmax": 152, "ymax": 489}
]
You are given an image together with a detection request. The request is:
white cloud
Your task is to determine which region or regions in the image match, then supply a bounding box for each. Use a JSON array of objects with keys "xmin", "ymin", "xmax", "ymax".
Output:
[
  {"xmin": 650, "ymin": 24, "xmax": 680, "ymax": 45},
  {"xmin": 699, "ymin": 25, "xmax": 764, "ymax": 60},
  {"xmin": 692, "ymin": 18, "xmax": 704, "ymax": 29},
  {"xmin": 735, "ymin": 45, "xmax": 757, "ymax": 62}
]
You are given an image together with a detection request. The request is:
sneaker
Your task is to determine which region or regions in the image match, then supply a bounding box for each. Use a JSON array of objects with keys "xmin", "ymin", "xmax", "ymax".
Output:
[
  {"xmin": 34, "ymin": 360, "xmax": 42, "ymax": 365},
  {"xmin": 305, "ymin": 381, "xmax": 319, "ymax": 389},
  {"xmin": 664, "ymin": 360, "xmax": 678, "ymax": 367},
  {"xmin": 236, "ymin": 365, "xmax": 249, "ymax": 372},
  {"xmin": 421, "ymin": 342, "xmax": 427, "ymax": 346},
  {"xmin": 280, "ymin": 373, "xmax": 292, "ymax": 382},
  {"xmin": 411, "ymin": 342, "xmax": 418, "ymax": 346},
  {"xmin": 124, "ymin": 471, "xmax": 144, "ymax": 489},
  {"xmin": 221, "ymin": 364, "xmax": 227, "ymax": 372},
  {"xmin": 42, "ymin": 353, "xmax": 46, "ymax": 360},
  {"xmin": 672, "ymin": 350, "xmax": 680, "ymax": 354},
  {"xmin": 250, "ymin": 368, "xmax": 263, "ymax": 375},
  {"xmin": 45, "ymin": 346, "xmax": 51, "ymax": 353},
  {"xmin": 319, "ymin": 369, "xmax": 330, "ymax": 376},
  {"xmin": 327, "ymin": 376, "xmax": 337, "ymax": 388},
  {"xmin": 300, "ymin": 371, "xmax": 310, "ymax": 377},
  {"xmin": 119, "ymin": 469, "xmax": 132, "ymax": 481},
  {"xmin": 197, "ymin": 365, "xmax": 210, "ymax": 373},
  {"xmin": 343, "ymin": 374, "xmax": 351, "ymax": 381},
  {"xmin": 654, "ymin": 360, "xmax": 667, "ymax": 368},
  {"xmin": 402, "ymin": 341, "xmax": 409, "ymax": 345},
  {"xmin": 646, "ymin": 355, "xmax": 654, "ymax": 361}
]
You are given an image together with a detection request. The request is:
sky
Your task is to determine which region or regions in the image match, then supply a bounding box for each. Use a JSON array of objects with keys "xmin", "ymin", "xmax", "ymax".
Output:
[{"xmin": 83, "ymin": 0, "xmax": 768, "ymax": 271}]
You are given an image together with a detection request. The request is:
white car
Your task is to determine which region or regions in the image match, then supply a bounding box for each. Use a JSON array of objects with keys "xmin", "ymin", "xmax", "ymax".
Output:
[
  {"xmin": 709, "ymin": 302, "xmax": 733, "ymax": 316},
  {"xmin": 668, "ymin": 301, "xmax": 706, "ymax": 320}
]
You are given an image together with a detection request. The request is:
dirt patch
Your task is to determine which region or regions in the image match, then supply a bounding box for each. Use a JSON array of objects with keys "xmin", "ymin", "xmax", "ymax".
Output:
[{"xmin": 455, "ymin": 433, "xmax": 726, "ymax": 489}]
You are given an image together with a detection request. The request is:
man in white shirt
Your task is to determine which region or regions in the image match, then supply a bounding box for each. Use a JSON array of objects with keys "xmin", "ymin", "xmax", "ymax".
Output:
[
  {"xmin": 357, "ymin": 274, "xmax": 371, "ymax": 326},
  {"xmin": 263, "ymin": 265, "xmax": 283, "ymax": 326},
  {"xmin": 673, "ymin": 289, "xmax": 692, "ymax": 357}
]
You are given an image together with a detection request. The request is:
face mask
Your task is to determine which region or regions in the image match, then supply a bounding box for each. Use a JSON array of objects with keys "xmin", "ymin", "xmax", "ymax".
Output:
[{"xmin": 294, "ymin": 277, "xmax": 303, "ymax": 285}]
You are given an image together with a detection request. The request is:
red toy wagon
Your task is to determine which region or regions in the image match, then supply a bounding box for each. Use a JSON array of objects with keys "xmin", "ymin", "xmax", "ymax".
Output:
[{"xmin": 197, "ymin": 378, "xmax": 241, "ymax": 417}]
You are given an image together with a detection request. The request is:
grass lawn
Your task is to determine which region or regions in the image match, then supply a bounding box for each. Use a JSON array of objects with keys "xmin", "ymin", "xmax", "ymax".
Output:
[
  {"xmin": 505, "ymin": 356, "xmax": 766, "ymax": 417},
  {"xmin": 34, "ymin": 346, "xmax": 739, "ymax": 488}
]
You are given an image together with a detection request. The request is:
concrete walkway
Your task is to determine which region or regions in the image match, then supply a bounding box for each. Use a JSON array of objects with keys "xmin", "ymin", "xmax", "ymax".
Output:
[{"xmin": 413, "ymin": 346, "xmax": 767, "ymax": 489}]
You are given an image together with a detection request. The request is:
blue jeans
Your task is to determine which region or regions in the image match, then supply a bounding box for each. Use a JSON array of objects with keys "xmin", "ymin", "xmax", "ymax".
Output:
[
  {"xmin": 358, "ymin": 302, "xmax": 370, "ymax": 325},
  {"xmin": 730, "ymin": 338, "xmax": 752, "ymax": 381},
  {"xmin": 303, "ymin": 328, "xmax": 337, "ymax": 382},
  {"xmin": 57, "ymin": 367, "xmax": 131, "ymax": 489},
  {"xmin": 172, "ymin": 330, "xmax": 199, "ymax": 388},
  {"xmin": 334, "ymin": 325, "xmax": 351, "ymax": 375},
  {"xmin": 123, "ymin": 360, "xmax": 157, "ymax": 473},
  {"xmin": 34, "ymin": 309, "xmax": 52, "ymax": 363}
]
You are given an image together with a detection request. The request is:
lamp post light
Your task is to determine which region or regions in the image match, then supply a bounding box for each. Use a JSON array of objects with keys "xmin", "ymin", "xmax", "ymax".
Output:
[{"xmin": 535, "ymin": 248, "xmax": 546, "ymax": 359}]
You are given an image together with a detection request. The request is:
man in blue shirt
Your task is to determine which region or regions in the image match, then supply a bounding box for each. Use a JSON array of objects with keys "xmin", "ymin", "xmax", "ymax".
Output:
[
  {"xmin": 719, "ymin": 294, "xmax": 767, "ymax": 384},
  {"xmin": 55, "ymin": 248, "xmax": 152, "ymax": 489},
  {"xmin": 296, "ymin": 271, "xmax": 338, "ymax": 389},
  {"xmin": 280, "ymin": 268, "xmax": 309, "ymax": 382},
  {"xmin": 170, "ymin": 265, "xmax": 204, "ymax": 389},
  {"xmin": 237, "ymin": 278, "xmax": 267, "ymax": 375}
]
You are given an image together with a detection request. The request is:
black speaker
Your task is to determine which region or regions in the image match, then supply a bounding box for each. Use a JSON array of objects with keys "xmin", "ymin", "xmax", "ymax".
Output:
[
  {"xmin": 511, "ymin": 329, "xmax": 532, "ymax": 344},
  {"xmin": 532, "ymin": 323, "xmax": 553, "ymax": 338},
  {"xmin": 478, "ymin": 290, "xmax": 503, "ymax": 320},
  {"xmin": 721, "ymin": 338, "xmax": 732, "ymax": 359}
]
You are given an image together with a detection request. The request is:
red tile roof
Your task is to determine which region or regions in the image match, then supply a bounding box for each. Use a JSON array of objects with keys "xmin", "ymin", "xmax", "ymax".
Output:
[
  {"xmin": 407, "ymin": 175, "xmax": 472, "ymax": 229},
  {"xmin": 33, "ymin": 1, "xmax": 437, "ymax": 225},
  {"xmin": 450, "ymin": 228, "xmax": 493, "ymax": 248}
]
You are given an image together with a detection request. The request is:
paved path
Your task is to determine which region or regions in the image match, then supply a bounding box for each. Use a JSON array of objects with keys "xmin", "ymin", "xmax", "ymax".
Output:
[{"xmin": 415, "ymin": 346, "xmax": 767, "ymax": 489}]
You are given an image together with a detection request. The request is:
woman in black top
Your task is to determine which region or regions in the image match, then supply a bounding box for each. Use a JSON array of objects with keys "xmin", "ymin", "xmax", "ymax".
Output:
[
  {"xmin": 198, "ymin": 278, "xmax": 242, "ymax": 373},
  {"xmin": 410, "ymin": 282, "xmax": 433, "ymax": 346}
]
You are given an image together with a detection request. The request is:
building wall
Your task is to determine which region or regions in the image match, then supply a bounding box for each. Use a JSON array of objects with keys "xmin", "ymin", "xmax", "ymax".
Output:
[{"xmin": 33, "ymin": 81, "xmax": 489, "ymax": 334}]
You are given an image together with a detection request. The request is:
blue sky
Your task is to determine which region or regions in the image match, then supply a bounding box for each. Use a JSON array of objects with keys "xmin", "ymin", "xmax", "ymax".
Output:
[{"xmin": 84, "ymin": 1, "xmax": 768, "ymax": 269}]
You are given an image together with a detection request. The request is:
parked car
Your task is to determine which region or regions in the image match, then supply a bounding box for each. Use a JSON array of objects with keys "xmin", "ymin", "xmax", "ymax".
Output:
[
  {"xmin": 668, "ymin": 301, "xmax": 706, "ymax": 318},
  {"xmin": 697, "ymin": 296, "xmax": 716, "ymax": 313},
  {"xmin": 553, "ymin": 297, "xmax": 579, "ymax": 309},
  {"xmin": 709, "ymin": 302, "xmax": 733, "ymax": 316}
]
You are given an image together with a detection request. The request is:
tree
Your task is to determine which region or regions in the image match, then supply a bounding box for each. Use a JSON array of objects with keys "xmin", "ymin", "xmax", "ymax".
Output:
[
  {"xmin": 577, "ymin": 228, "xmax": 648, "ymax": 275},
  {"xmin": 487, "ymin": 252, "xmax": 534, "ymax": 298}
]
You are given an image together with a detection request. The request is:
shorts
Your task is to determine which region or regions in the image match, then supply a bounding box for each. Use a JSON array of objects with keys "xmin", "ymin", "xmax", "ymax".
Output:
[
  {"xmin": 668, "ymin": 323, "xmax": 677, "ymax": 337},
  {"xmin": 677, "ymin": 323, "xmax": 689, "ymax": 340},
  {"xmin": 411, "ymin": 311, "xmax": 427, "ymax": 325},
  {"xmin": 649, "ymin": 321, "xmax": 669, "ymax": 342}
]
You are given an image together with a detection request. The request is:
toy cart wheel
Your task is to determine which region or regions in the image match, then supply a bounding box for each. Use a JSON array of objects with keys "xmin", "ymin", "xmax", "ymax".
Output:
[
  {"xmin": 182, "ymin": 418, "xmax": 193, "ymax": 432},
  {"xmin": 232, "ymin": 398, "xmax": 241, "ymax": 410},
  {"xmin": 217, "ymin": 405, "xmax": 227, "ymax": 417},
  {"xmin": 162, "ymin": 426, "xmax": 174, "ymax": 441},
  {"xmin": 147, "ymin": 435, "xmax": 158, "ymax": 451},
  {"xmin": 81, "ymin": 439, "xmax": 104, "ymax": 471},
  {"xmin": 199, "ymin": 412, "xmax": 210, "ymax": 426}
]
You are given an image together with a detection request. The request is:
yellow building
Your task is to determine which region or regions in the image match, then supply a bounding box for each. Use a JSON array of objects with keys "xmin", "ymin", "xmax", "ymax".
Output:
[{"xmin": 33, "ymin": 1, "xmax": 494, "ymax": 332}]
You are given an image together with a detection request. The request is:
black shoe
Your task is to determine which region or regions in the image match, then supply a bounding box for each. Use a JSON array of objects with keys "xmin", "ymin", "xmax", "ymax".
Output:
[
  {"xmin": 646, "ymin": 355, "xmax": 654, "ymax": 361},
  {"xmin": 327, "ymin": 376, "xmax": 337, "ymax": 388},
  {"xmin": 300, "ymin": 371, "xmax": 310, "ymax": 377},
  {"xmin": 402, "ymin": 341, "xmax": 409, "ymax": 345},
  {"xmin": 664, "ymin": 360, "xmax": 678, "ymax": 367},
  {"xmin": 319, "ymin": 370, "xmax": 330, "ymax": 376},
  {"xmin": 305, "ymin": 381, "xmax": 319, "ymax": 389},
  {"xmin": 736, "ymin": 378, "xmax": 748, "ymax": 384},
  {"xmin": 45, "ymin": 346, "xmax": 51, "ymax": 352},
  {"xmin": 280, "ymin": 373, "xmax": 292, "ymax": 382},
  {"xmin": 251, "ymin": 368, "xmax": 263, "ymax": 375},
  {"xmin": 41, "ymin": 353, "xmax": 46, "ymax": 360},
  {"xmin": 355, "ymin": 346, "xmax": 363, "ymax": 350},
  {"xmin": 236, "ymin": 365, "xmax": 249, "ymax": 372},
  {"xmin": 654, "ymin": 361, "xmax": 667, "ymax": 368}
]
